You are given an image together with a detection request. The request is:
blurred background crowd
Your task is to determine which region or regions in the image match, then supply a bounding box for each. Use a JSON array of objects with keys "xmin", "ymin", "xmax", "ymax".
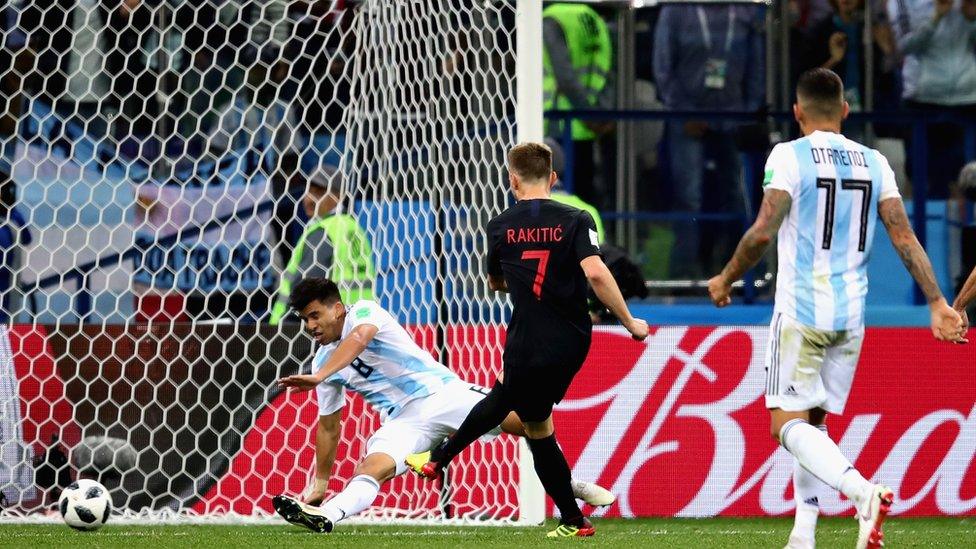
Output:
[{"xmin": 0, "ymin": 0, "xmax": 973, "ymax": 323}]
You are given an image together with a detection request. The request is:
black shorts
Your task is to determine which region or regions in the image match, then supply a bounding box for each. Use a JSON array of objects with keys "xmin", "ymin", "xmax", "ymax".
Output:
[{"xmin": 501, "ymin": 357, "xmax": 586, "ymax": 423}]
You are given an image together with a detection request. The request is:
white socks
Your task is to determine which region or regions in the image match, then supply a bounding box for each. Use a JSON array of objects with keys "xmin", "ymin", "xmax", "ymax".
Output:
[
  {"xmin": 789, "ymin": 424, "xmax": 830, "ymax": 542},
  {"xmin": 320, "ymin": 474, "xmax": 599, "ymax": 525},
  {"xmin": 321, "ymin": 474, "xmax": 381, "ymax": 524},
  {"xmin": 780, "ymin": 419, "xmax": 872, "ymax": 507}
]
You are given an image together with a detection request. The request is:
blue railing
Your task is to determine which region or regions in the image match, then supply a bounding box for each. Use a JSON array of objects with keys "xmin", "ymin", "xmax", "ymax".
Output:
[
  {"xmin": 18, "ymin": 108, "xmax": 976, "ymax": 317},
  {"xmin": 547, "ymin": 108, "xmax": 976, "ymax": 305}
]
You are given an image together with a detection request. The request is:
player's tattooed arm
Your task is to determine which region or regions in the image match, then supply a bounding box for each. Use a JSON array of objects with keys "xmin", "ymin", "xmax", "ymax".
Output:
[
  {"xmin": 954, "ymin": 266, "xmax": 975, "ymax": 337},
  {"xmin": 709, "ymin": 189, "xmax": 790, "ymax": 307},
  {"xmin": 953, "ymin": 265, "xmax": 976, "ymax": 312},
  {"xmin": 879, "ymin": 198, "xmax": 944, "ymax": 304},
  {"xmin": 880, "ymin": 197, "xmax": 966, "ymax": 343},
  {"xmin": 719, "ymin": 189, "xmax": 792, "ymax": 284}
]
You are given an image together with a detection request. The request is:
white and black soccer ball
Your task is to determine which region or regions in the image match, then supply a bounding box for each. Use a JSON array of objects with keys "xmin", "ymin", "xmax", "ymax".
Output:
[{"xmin": 58, "ymin": 479, "xmax": 112, "ymax": 531}]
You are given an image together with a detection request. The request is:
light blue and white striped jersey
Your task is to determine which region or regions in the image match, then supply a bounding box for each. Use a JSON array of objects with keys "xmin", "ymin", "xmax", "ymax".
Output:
[
  {"xmin": 313, "ymin": 301, "xmax": 458, "ymax": 422},
  {"xmin": 764, "ymin": 130, "xmax": 901, "ymax": 331}
]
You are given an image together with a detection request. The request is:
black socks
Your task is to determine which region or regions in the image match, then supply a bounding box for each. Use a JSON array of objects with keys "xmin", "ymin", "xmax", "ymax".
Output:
[
  {"xmin": 430, "ymin": 383, "xmax": 586, "ymax": 528},
  {"xmin": 526, "ymin": 434, "xmax": 584, "ymax": 527},
  {"xmin": 431, "ymin": 382, "xmax": 510, "ymax": 465}
]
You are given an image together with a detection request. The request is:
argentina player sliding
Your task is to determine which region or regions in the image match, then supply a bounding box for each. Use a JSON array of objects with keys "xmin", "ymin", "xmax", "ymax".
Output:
[
  {"xmin": 708, "ymin": 69, "xmax": 967, "ymax": 549},
  {"xmin": 271, "ymin": 278, "xmax": 614, "ymax": 533}
]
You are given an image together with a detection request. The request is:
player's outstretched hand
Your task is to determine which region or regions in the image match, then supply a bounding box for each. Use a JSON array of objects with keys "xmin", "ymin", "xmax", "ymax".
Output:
[
  {"xmin": 626, "ymin": 318, "xmax": 649, "ymax": 341},
  {"xmin": 277, "ymin": 374, "xmax": 324, "ymax": 392},
  {"xmin": 930, "ymin": 300, "xmax": 968, "ymax": 344},
  {"xmin": 302, "ymin": 478, "xmax": 329, "ymax": 506},
  {"xmin": 707, "ymin": 275, "xmax": 733, "ymax": 308}
]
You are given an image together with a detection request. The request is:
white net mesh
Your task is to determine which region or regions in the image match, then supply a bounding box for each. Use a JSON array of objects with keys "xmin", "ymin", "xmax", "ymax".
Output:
[{"xmin": 0, "ymin": 0, "xmax": 521, "ymax": 522}]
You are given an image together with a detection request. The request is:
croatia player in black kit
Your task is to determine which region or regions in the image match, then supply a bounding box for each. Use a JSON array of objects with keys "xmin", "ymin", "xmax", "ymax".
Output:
[{"xmin": 407, "ymin": 142, "xmax": 648, "ymax": 538}]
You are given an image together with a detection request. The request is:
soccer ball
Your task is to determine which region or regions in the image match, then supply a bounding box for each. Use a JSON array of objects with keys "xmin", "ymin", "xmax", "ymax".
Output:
[{"xmin": 58, "ymin": 479, "xmax": 112, "ymax": 530}]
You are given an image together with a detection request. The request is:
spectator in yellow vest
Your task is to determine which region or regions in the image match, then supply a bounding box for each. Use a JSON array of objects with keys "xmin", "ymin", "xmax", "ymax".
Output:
[
  {"xmin": 543, "ymin": 3, "xmax": 613, "ymax": 210},
  {"xmin": 270, "ymin": 167, "xmax": 375, "ymax": 325}
]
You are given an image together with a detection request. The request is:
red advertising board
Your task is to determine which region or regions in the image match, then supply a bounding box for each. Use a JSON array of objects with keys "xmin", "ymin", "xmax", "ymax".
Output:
[
  {"xmin": 554, "ymin": 327, "xmax": 976, "ymax": 517},
  {"xmin": 10, "ymin": 324, "xmax": 975, "ymax": 517}
]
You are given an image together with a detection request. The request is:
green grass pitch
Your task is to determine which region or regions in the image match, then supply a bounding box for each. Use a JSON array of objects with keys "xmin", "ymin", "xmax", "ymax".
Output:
[{"xmin": 2, "ymin": 518, "xmax": 972, "ymax": 548}]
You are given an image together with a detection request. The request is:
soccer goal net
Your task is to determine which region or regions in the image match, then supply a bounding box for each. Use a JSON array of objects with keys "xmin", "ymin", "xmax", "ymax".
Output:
[{"xmin": 1, "ymin": 0, "xmax": 542, "ymax": 524}]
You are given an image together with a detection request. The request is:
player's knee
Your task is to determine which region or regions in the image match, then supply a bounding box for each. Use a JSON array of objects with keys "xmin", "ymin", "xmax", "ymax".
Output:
[
  {"xmin": 499, "ymin": 412, "xmax": 526, "ymax": 437},
  {"xmin": 355, "ymin": 453, "xmax": 397, "ymax": 483},
  {"xmin": 523, "ymin": 419, "xmax": 554, "ymax": 439}
]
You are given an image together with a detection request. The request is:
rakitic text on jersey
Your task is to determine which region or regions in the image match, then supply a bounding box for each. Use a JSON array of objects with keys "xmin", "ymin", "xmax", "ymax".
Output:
[{"xmin": 505, "ymin": 226, "xmax": 565, "ymax": 244}]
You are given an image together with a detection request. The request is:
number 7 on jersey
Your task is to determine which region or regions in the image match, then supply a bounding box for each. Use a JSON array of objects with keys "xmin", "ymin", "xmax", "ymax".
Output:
[{"xmin": 521, "ymin": 250, "xmax": 550, "ymax": 299}]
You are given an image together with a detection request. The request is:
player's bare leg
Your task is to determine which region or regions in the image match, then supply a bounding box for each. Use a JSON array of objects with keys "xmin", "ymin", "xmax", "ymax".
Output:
[
  {"xmin": 274, "ymin": 453, "xmax": 395, "ymax": 533},
  {"xmin": 407, "ymin": 410, "xmax": 615, "ymax": 507},
  {"xmin": 499, "ymin": 410, "xmax": 525, "ymax": 435},
  {"xmin": 771, "ymin": 408, "xmax": 893, "ymax": 549}
]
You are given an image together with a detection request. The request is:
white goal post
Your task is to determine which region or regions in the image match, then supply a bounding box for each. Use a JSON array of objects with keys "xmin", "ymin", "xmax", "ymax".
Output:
[
  {"xmin": 0, "ymin": 0, "xmax": 545, "ymax": 525},
  {"xmin": 513, "ymin": 0, "xmax": 547, "ymax": 527}
]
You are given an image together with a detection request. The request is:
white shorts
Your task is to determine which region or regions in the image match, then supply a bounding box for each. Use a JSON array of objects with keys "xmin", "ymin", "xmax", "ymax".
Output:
[
  {"xmin": 366, "ymin": 381, "xmax": 502, "ymax": 476},
  {"xmin": 764, "ymin": 313, "xmax": 864, "ymax": 415}
]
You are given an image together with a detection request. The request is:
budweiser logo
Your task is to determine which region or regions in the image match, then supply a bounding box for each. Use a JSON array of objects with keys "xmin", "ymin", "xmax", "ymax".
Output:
[{"xmin": 555, "ymin": 326, "xmax": 976, "ymax": 517}]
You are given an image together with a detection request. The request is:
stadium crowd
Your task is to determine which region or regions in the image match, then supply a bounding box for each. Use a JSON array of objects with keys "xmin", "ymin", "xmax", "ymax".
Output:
[{"xmin": 0, "ymin": 0, "xmax": 973, "ymax": 320}]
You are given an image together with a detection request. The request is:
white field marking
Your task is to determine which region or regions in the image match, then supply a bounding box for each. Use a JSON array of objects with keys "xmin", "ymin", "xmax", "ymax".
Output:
[
  {"xmin": 3, "ymin": 531, "xmax": 190, "ymax": 537},
  {"xmin": 3, "ymin": 525, "xmax": 973, "ymax": 538},
  {"xmin": 6, "ymin": 526, "xmax": 975, "ymax": 535}
]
